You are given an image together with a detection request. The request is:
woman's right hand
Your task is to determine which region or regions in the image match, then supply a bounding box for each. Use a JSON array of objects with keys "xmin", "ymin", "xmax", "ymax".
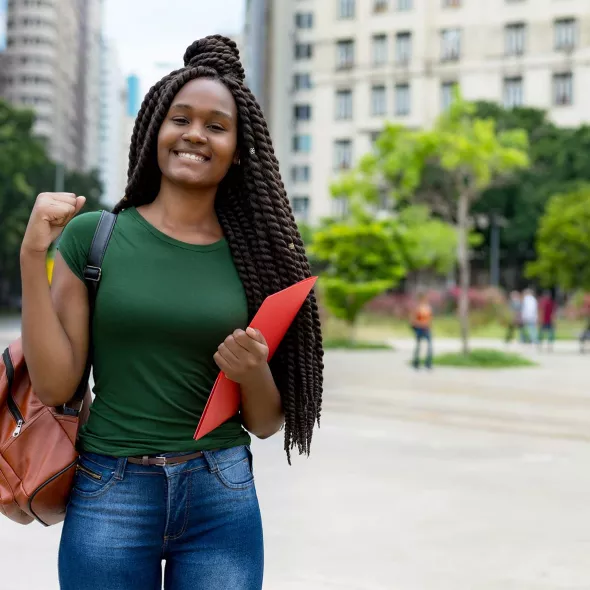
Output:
[{"xmin": 21, "ymin": 193, "xmax": 86, "ymax": 255}]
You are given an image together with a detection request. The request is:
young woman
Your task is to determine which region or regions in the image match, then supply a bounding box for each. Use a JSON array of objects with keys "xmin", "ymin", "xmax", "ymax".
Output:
[{"xmin": 19, "ymin": 36, "xmax": 323, "ymax": 590}]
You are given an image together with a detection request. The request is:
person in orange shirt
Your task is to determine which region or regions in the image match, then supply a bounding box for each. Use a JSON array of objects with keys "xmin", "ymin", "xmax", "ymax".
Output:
[{"xmin": 411, "ymin": 291, "xmax": 433, "ymax": 369}]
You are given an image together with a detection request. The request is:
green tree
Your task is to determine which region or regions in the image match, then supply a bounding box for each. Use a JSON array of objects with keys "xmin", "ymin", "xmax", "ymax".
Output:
[
  {"xmin": 0, "ymin": 99, "xmax": 104, "ymax": 305},
  {"xmin": 526, "ymin": 185, "xmax": 590, "ymax": 290},
  {"xmin": 332, "ymin": 94, "xmax": 529, "ymax": 353}
]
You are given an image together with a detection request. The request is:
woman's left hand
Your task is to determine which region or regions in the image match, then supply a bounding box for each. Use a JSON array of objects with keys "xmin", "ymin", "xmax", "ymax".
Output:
[{"xmin": 214, "ymin": 327, "xmax": 270, "ymax": 384}]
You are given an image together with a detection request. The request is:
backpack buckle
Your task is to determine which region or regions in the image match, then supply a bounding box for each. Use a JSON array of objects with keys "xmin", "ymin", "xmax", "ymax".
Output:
[{"xmin": 84, "ymin": 266, "xmax": 102, "ymax": 282}]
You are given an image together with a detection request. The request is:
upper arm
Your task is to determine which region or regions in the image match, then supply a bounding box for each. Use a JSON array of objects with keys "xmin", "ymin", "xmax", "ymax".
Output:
[{"xmin": 50, "ymin": 252, "xmax": 89, "ymax": 383}]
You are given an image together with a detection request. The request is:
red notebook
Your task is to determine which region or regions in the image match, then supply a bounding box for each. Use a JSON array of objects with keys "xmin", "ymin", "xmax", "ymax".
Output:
[{"xmin": 194, "ymin": 276, "xmax": 318, "ymax": 440}]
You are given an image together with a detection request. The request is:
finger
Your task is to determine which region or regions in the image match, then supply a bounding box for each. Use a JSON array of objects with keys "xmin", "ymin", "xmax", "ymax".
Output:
[
  {"xmin": 213, "ymin": 351, "xmax": 232, "ymax": 374},
  {"xmin": 48, "ymin": 193, "xmax": 78, "ymax": 205},
  {"xmin": 224, "ymin": 336, "xmax": 248, "ymax": 359},
  {"xmin": 74, "ymin": 196, "xmax": 86, "ymax": 214},
  {"xmin": 246, "ymin": 327, "xmax": 267, "ymax": 346},
  {"xmin": 218, "ymin": 341, "xmax": 239, "ymax": 365},
  {"xmin": 233, "ymin": 329, "xmax": 260, "ymax": 354}
]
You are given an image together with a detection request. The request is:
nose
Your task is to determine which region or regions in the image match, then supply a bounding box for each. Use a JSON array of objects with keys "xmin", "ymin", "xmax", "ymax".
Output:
[{"xmin": 182, "ymin": 123, "xmax": 207, "ymax": 144}]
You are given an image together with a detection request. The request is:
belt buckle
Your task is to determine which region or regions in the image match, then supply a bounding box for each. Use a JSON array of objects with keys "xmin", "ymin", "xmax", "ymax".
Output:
[{"xmin": 153, "ymin": 456, "xmax": 167, "ymax": 466}]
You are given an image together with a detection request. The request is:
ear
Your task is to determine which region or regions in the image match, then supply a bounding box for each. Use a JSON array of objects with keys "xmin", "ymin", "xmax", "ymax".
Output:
[{"xmin": 233, "ymin": 150, "xmax": 241, "ymax": 165}]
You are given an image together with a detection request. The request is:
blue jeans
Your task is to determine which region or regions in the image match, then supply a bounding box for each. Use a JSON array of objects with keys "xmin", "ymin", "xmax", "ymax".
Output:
[
  {"xmin": 58, "ymin": 446, "xmax": 263, "ymax": 590},
  {"xmin": 539, "ymin": 322, "xmax": 555, "ymax": 345},
  {"xmin": 523, "ymin": 322, "xmax": 538, "ymax": 344},
  {"xmin": 412, "ymin": 326, "xmax": 433, "ymax": 368}
]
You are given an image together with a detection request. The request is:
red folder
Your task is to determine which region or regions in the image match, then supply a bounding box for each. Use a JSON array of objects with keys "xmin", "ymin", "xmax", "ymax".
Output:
[{"xmin": 194, "ymin": 276, "xmax": 318, "ymax": 440}]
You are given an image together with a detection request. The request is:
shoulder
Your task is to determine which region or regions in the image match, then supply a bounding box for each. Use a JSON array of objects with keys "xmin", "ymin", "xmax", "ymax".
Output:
[{"xmin": 61, "ymin": 210, "xmax": 105, "ymax": 241}]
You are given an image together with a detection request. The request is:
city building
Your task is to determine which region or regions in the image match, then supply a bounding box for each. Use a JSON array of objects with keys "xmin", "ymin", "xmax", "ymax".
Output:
[
  {"xmin": 117, "ymin": 74, "xmax": 141, "ymax": 202},
  {"xmin": 98, "ymin": 36, "xmax": 125, "ymax": 207},
  {"xmin": 0, "ymin": 0, "xmax": 103, "ymax": 172},
  {"xmin": 244, "ymin": 0, "xmax": 590, "ymax": 224}
]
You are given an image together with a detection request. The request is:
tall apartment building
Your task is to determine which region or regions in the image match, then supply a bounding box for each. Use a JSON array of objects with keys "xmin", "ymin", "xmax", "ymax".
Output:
[
  {"xmin": 0, "ymin": 0, "xmax": 102, "ymax": 171},
  {"xmin": 245, "ymin": 0, "xmax": 590, "ymax": 224}
]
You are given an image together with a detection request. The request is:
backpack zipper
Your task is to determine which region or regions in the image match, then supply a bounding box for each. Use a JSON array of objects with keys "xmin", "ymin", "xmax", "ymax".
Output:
[{"xmin": 2, "ymin": 348, "xmax": 25, "ymax": 437}]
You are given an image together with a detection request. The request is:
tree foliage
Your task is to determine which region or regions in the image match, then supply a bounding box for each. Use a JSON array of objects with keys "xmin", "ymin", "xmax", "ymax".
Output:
[
  {"xmin": 0, "ymin": 100, "xmax": 104, "ymax": 304},
  {"xmin": 526, "ymin": 185, "xmax": 590, "ymax": 291}
]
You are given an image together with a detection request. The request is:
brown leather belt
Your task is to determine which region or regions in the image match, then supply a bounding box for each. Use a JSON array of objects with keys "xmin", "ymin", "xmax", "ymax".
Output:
[{"xmin": 127, "ymin": 451, "xmax": 204, "ymax": 466}]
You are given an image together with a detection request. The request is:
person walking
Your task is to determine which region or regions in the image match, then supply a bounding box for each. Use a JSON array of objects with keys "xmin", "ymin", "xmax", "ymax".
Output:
[
  {"xmin": 505, "ymin": 290, "xmax": 524, "ymax": 344},
  {"xmin": 538, "ymin": 290, "xmax": 557, "ymax": 351},
  {"xmin": 411, "ymin": 292, "xmax": 433, "ymax": 369},
  {"xmin": 19, "ymin": 36, "xmax": 323, "ymax": 590},
  {"xmin": 521, "ymin": 288, "xmax": 539, "ymax": 345}
]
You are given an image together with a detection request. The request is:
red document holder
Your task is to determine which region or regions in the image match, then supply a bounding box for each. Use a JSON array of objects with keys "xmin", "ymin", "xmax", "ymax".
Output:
[{"xmin": 194, "ymin": 276, "xmax": 318, "ymax": 440}]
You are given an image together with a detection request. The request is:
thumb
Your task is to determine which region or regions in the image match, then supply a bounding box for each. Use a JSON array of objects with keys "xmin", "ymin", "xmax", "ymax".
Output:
[
  {"xmin": 246, "ymin": 327, "xmax": 266, "ymax": 344},
  {"xmin": 74, "ymin": 196, "xmax": 86, "ymax": 214}
]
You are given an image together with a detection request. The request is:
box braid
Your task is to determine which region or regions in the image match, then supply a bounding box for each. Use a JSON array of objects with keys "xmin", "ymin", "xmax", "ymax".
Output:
[{"xmin": 113, "ymin": 35, "xmax": 323, "ymax": 462}]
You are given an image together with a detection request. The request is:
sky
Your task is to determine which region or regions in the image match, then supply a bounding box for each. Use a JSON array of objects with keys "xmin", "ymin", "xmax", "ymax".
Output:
[
  {"xmin": 104, "ymin": 0, "xmax": 245, "ymax": 97},
  {"xmin": 0, "ymin": 0, "xmax": 6, "ymax": 51}
]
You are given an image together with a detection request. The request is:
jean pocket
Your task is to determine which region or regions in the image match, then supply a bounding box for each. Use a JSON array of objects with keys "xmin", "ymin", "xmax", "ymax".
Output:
[
  {"xmin": 72, "ymin": 457, "xmax": 118, "ymax": 498},
  {"xmin": 213, "ymin": 447, "xmax": 255, "ymax": 491}
]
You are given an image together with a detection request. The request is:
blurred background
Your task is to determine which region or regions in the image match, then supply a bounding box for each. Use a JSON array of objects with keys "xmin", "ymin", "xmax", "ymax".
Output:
[{"xmin": 1, "ymin": 0, "xmax": 590, "ymax": 589}]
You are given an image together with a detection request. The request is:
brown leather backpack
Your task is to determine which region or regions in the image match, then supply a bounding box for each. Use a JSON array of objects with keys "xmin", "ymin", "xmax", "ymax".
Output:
[{"xmin": 0, "ymin": 211, "xmax": 117, "ymax": 526}]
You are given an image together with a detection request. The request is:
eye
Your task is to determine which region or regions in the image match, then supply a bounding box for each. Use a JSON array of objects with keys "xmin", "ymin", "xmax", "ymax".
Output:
[
  {"xmin": 209, "ymin": 124, "xmax": 226, "ymax": 132},
  {"xmin": 172, "ymin": 117, "xmax": 189, "ymax": 125}
]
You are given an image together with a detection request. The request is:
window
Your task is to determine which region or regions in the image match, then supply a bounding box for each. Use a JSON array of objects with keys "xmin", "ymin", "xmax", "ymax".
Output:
[
  {"xmin": 295, "ymin": 43, "xmax": 313, "ymax": 60},
  {"xmin": 555, "ymin": 18, "xmax": 576, "ymax": 51},
  {"xmin": 372, "ymin": 34, "xmax": 388, "ymax": 66},
  {"xmin": 397, "ymin": 0, "xmax": 412, "ymax": 9},
  {"xmin": 294, "ymin": 73, "xmax": 312, "ymax": 90},
  {"xmin": 292, "ymin": 165, "xmax": 311, "ymax": 183},
  {"xmin": 335, "ymin": 89, "xmax": 353, "ymax": 119},
  {"xmin": 336, "ymin": 40, "xmax": 355, "ymax": 69},
  {"xmin": 294, "ymin": 104, "xmax": 312, "ymax": 120},
  {"xmin": 292, "ymin": 197, "xmax": 310, "ymax": 222},
  {"xmin": 395, "ymin": 83, "xmax": 411, "ymax": 115},
  {"xmin": 371, "ymin": 85, "xmax": 387, "ymax": 116},
  {"xmin": 503, "ymin": 76, "xmax": 523, "ymax": 108},
  {"xmin": 554, "ymin": 73, "xmax": 573, "ymax": 106},
  {"xmin": 293, "ymin": 135, "xmax": 312, "ymax": 153},
  {"xmin": 338, "ymin": 0, "xmax": 355, "ymax": 19},
  {"xmin": 443, "ymin": 0, "xmax": 461, "ymax": 6},
  {"xmin": 374, "ymin": 0, "xmax": 388, "ymax": 13},
  {"xmin": 334, "ymin": 140, "xmax": 353, "ymax": 170},
  {"xmin": 332, "ymin": 197, "xmax": 349, "ymax": 217},
  {"xmin": 396, "ymin": 32, "xmax": 412, "ymax": 64},
  {"xmin": 441, "ymin": 28, "xmax": 461, "ymax": 61},
  {"xmin": 441, "ymin": 81, "xmax": 458, "ymax": 110},
  {"xmin": 295, "ymin": 13, "xmax": 314, "ymax": 29},
  {"xmin": 505, "ymin": 23, "xmax": 526, "ymax": 56}
]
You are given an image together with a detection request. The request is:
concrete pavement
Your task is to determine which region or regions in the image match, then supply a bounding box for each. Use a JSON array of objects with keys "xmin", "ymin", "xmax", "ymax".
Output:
[{"xmin": 1, "ymin": 322, "xmax": 590, "ymax": 589}]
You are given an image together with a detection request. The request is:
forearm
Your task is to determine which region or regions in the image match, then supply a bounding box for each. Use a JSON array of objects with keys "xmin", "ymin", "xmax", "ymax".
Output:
[
  {"xmin": 20, "ymin": 250, "xmax": 79, "ymax": 405},
  {"xmin": 240, "ymin": 363, "xmax": 284, "ymax": 439}
]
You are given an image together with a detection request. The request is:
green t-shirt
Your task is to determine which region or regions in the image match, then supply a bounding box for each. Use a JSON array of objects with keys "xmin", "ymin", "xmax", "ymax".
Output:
[{"xmin": 58, "ymin": 207, "xmax": 251, "ymax": 456}]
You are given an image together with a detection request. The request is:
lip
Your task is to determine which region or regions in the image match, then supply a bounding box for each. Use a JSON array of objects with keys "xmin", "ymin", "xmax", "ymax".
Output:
[{"xmin": 173, "ymin": 150, "xmax": 211, "ymax": 163}]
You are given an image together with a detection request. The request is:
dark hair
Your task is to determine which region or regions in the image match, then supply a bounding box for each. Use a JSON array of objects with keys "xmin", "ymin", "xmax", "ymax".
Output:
[{"xmin": 113, "ymin": 35, "xmax": 323, "ymax": 462}]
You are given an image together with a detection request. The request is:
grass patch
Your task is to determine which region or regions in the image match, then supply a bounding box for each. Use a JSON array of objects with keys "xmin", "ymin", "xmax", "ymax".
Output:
[
  {"xmin": 323, "ymin": 338, "xmax": 393, "ymax": 350},
  {"xmin": 433, "ymin": 348, "xmax": 536, "ymax": 368}
]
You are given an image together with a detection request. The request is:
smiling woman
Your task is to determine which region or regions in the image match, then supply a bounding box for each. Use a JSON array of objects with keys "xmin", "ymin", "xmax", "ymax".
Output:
[{"xmin": 19, "ymin": 34, "xmax": 323, "ymax": 590}]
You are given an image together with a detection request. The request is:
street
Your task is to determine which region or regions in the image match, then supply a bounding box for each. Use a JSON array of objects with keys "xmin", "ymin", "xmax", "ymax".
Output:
[{"xmin": 1, "ymin": 322, "xmax": 590, "ymax": 589}]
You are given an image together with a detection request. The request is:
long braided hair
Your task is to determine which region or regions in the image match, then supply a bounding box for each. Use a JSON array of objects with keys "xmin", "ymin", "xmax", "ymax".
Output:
[{"xmin": 113, "ymin": 35, "xmax": 323, "ymax": 462}]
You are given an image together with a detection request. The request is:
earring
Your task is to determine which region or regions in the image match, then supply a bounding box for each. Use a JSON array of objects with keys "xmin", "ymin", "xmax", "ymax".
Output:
[{"xmin": 249, "ymin": 147, "xmax": 255, "ymax": 155}]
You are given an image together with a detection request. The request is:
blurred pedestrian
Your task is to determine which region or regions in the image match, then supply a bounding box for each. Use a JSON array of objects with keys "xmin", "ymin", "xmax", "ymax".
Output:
[
  {"xmin": 581, "ymin": 319, "xmax": 590, "ymax": 354},
  {"xmin": 538, "ymin": 290, "xmax": 557, "ymax": 351},
  {"xmin": 505, "ymin": 290, "xmax": 524, "ymax": 344},
  {"xmin": 521, "ymin": 288, "xmax": 539, "ymax": 344},
  {"xmin": 19, "ymin": 35, "xmax": 323, "ymax": 590},
  {"xmin": 411, "ymin": 291, "xmax": 433, "ymax": 369}
]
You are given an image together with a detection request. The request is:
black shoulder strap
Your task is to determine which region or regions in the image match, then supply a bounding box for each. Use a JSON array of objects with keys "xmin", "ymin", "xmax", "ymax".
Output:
[{"xmin": 66, "ymin": 211, "xmax": 117, "ymax": 409}]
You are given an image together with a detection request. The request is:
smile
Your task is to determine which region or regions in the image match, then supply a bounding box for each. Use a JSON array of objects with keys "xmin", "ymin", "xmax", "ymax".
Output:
[{"xmin": 174, "ymin": 151, "xmax": 210, "ymax": 163}]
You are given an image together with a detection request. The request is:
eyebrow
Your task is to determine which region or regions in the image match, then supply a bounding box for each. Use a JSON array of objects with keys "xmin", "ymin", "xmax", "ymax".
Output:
[{"xmin": 170, "ymin": 103, "xmax": 233, "ymax": 121}]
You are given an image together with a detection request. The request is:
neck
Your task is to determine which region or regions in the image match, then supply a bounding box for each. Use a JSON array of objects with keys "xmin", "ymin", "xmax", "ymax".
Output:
[{"xmin": 143, "ymin": 178, "xmax": 222, "ymax": 237}]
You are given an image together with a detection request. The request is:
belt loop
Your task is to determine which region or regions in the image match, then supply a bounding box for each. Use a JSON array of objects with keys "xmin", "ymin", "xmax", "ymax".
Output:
[
  {"xmin": 114, "ymin": 457, "xmax": 127, "ymax": 481},
  {"xmin": 202, "ymin": 450, "xmax": 218, "ymax": 474}
]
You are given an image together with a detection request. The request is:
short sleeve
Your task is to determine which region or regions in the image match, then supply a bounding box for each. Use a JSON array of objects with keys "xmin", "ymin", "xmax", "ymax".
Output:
[{"xmin": 57, "ymin": 211, "xmax": 103, "ymax": 281}]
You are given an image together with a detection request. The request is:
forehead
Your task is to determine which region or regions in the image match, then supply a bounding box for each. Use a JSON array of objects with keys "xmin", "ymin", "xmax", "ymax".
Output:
[{"xmin": 169, "ymin": 78, "xmax": 236, "ymax": 115}]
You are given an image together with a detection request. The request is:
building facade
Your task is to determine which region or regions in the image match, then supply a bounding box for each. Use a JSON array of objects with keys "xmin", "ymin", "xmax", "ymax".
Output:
[
  {"xmin": 245, "ymin": 0, "xmax": 590, "ymax": 224},
  {"xmin": 1, "ymin": 0, "xmax": 102, "ymax": 171}
]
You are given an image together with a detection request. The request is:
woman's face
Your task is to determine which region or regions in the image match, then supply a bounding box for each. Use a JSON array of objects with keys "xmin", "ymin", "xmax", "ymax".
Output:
[{"xmin": 157, "ymin": 77, "xmax": 239, "ymax": 190}]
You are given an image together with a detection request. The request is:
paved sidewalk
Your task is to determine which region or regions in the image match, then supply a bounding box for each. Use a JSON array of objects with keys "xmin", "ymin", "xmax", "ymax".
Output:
[{"xmin": 1, "ymin": 323, "xmax": 590, "ymax": 588}]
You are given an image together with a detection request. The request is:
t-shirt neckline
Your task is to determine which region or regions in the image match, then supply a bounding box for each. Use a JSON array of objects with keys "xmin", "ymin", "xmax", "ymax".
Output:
[{"xmin": 126, "ymin": 207, "xmax": 227, "ymax": 252}]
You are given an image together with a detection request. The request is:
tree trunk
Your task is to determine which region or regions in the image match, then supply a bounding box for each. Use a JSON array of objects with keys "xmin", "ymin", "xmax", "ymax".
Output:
[{"xmin": 457, "ymin": 192, "xmax": 470, "ymax": 355}]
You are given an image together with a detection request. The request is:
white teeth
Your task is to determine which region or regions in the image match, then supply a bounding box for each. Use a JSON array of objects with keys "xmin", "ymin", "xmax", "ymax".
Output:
[{"xmin": 177, "ymin": 152, "xmax": 208, "ymax": 162}]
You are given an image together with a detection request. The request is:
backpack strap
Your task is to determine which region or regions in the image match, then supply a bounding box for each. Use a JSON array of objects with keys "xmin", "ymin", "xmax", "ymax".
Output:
[{"xmin": 64, "ymin": 211, "xmax": 117, "ymax": 411}]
